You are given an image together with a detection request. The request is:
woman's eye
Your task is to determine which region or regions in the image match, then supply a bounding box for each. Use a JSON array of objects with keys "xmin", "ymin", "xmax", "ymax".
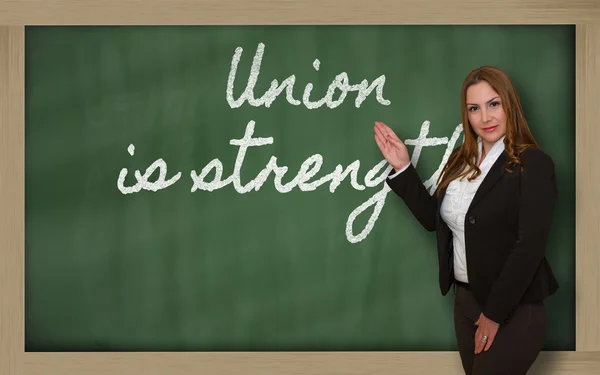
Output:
[
  {"xmin": 490, "ymin": 101, "xmax": 500, "ymax": 107},
  {"xmin": 468, "ymin": 106, "xmax": 478, "ymax": 112}
]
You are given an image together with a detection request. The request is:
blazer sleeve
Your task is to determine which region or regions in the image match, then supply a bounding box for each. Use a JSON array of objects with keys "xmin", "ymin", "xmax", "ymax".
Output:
[
  {"xmin": 483, "ymin": 148, "xmax": 558, "ymax": 324},
  {"xmin": 385, "ymin": 164, "xmax": 438, "ymax": 232}
]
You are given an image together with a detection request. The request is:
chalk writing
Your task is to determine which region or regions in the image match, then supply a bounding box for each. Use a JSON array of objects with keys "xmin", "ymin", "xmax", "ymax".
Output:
[
  {"xmin": 117, "ymin": 120, "xmax": 464, "ymax": 243},
  {"xmin": 117, "ymin": 144, "xmax": 182, "ymax": 194},
  {"xmin": 190, "ymin": 121, "xmax": 366, "ymax": 194},
  {"xmin": 226, "ymin": 42, "xmax": 391, "ymax": 109},
  {"xmin": 345, "ymin": 122, "xmax": 463, "ymax": 243},
  {"xmin": 117, "ymin": 41, "xmax": 464, "ymax": 243}
]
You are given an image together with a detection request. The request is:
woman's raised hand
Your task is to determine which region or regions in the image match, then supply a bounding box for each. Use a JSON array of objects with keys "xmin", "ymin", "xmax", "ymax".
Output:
[{"xmin": 374, "ymin": 121, "xmax": 411, "ymax": 172}]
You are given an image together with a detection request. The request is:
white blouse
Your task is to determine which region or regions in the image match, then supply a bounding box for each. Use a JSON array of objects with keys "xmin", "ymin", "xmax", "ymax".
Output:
[
  {"xmin": 389, "ymin": 135, "xmax": 506, "ymax": 283},
  {"xmin": 440, "ymin": 135, "xmax": 506, "ymax": 282}
]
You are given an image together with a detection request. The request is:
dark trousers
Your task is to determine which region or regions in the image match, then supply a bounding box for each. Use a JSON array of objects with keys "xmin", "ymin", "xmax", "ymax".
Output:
[{"xmin": 454, "ymin": 283, "xmax": 547, "ymax": 375}]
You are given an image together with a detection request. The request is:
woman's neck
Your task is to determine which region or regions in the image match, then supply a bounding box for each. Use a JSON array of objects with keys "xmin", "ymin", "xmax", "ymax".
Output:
[{"xmin": 479, "ymin": 146, "xmax": 490, "ymax": 167}]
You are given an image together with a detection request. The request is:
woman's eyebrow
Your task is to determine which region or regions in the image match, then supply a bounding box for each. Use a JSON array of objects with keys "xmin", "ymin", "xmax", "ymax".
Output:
[{"xmin": 466, "ymin": 96, "xmax": 500, "ymax": 106}]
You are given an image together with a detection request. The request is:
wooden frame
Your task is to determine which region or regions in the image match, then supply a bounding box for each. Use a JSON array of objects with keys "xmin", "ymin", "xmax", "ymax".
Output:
[{"xmin": 1, "ymin": 1, "xmax": 598, "ymax": 374}]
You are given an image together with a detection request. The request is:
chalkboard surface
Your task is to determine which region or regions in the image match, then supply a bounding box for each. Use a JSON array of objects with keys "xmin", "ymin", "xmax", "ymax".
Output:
[{"xmin": 25, "ymin": 25, "xmax": 575, "ymax": 351}]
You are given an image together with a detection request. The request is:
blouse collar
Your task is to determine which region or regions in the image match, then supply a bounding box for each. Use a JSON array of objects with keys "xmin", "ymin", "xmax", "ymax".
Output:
[{"xmin": 477, "ymin": 134, "xmax": 506, "ymax": 167}]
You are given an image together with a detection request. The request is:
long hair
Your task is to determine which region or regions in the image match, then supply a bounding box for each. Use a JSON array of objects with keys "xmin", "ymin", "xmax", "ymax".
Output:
[{"xmin": 435, "ymin": 66, "xmax": 539, "ymax": 196}]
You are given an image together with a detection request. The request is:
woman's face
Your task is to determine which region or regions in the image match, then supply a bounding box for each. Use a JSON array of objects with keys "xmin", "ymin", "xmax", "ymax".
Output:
[{"xmin": 466, "ymin": 81, "xmax": 507, "ymax": 151}]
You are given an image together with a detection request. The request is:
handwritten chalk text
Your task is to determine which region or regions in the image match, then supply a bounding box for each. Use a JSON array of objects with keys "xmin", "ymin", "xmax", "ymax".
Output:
[
  {"xmin": 117, "ymin": 120, "xmax": 464, "ymax": 243},
  {"xmin": 226, "ymin": 42, "xmax": 391, "ymax": 109},
  {"xmin": 117, "ymin": 42, "xmax": 463, "ymax": 243}
]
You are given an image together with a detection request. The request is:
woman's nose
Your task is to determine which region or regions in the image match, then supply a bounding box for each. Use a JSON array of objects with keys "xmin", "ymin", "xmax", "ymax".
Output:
[{"xmin": 481, "ymin": 109, "xmax": 491, "ymax": 123}]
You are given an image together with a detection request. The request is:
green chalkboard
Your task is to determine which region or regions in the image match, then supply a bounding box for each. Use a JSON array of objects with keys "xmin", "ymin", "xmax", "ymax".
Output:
[{"xmin": 25, "ymin": 25, "xmax": 575, "ymax": 352}]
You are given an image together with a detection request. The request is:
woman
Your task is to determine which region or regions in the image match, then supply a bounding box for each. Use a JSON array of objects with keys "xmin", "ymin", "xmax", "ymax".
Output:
[{"xmin": 374, "ymin": 66, "xmax": 559, "ymax": 375}]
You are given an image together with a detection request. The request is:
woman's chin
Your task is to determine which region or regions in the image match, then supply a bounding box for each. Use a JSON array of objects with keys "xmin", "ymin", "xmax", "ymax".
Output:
[{"xmin": 478, "ymin": 130, "xmax": 505, "ymax": 145}]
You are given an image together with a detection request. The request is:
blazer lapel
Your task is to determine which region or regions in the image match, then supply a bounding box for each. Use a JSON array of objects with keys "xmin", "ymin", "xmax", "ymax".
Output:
[
  {"xmin": 437, "ymin": 186, "xmax": 447, "ymax": 212},
  {"xmin": 467, "ymin": 150, "xmax": 508, "ymax": 213},
  {"xmin": 435, "ymin": 183, "xmax": 448, "ymax": 227}
]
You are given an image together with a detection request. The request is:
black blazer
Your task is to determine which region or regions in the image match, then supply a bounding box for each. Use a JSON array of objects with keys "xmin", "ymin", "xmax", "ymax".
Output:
[{"xmin": 386, "ymin": 146, "xmax": 559, "ymax": 325}]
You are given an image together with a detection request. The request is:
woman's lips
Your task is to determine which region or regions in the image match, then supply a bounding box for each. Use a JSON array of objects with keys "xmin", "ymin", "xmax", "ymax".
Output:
[{"xmin": 483, "ymin": 125, "xmax": 498, "ymax": 132}]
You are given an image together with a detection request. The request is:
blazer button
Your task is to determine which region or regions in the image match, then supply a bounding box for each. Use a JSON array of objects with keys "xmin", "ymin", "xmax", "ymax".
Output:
[{"xmin": 468, "ymin": 216, "xmax": 476, "ymax": 224}]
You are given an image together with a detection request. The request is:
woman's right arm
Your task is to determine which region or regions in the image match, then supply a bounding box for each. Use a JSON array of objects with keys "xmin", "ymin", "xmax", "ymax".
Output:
[
  {"xmin": 385, "ymin": 163, "xmax": 438, "ymax": 232},
  {"xmin": 374, "ymin": 121, "xmax": 438, "ymax": 232}
]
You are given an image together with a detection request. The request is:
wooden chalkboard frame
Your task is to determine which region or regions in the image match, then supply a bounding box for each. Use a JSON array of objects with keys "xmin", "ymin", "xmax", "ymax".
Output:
[{"xmin": 1, "ymin": 1, "xmax": 599, "ymax": 374}]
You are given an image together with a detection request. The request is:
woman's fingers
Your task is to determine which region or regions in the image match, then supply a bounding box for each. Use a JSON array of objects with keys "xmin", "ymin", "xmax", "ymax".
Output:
[
  {"xmin": 479, "ymin": 336, "xmax": 487, "ymax": 354},
  {"xmin": 375, "ymin": 121, "xmax": 393, "ymax": 141},
  {"xmin": 374, "ymin": 124, "xmax": 387, "ymax": 144},
  {"xmin": 374, "ymin": 133, "xmax": 387, "ymax": 154},
  {"xmin": 474, "ymin": 328, "xmax": 486, "ymax": 354},
  {"xmin": 374, "ymin": 126, "xmax": 395, "ymax": 158},
  {"xmin": 374, "ymin": 121, "xmax": 408, "ymax": 170},
  {"xmin": 474, "ymin": 329, "xmax": 497, "ymax": 354},
  {"xmin": 376, "ymin": 121, "xmax": 402, "ymax": 143},
  {"xmin": 474, "ymin": 329, "xmax": 481, "ymax": 354},
  {"xmin": 387, "ymin": 135, "xmax": 404, "ymax": 150},
  {"xmin": 484, "ymin": 332, "xmax": 496, "ymax": 352},
  {"xmin": 374, "ymin": 127, "xmax": 388, "ymax": 148},
  {"xmin": 375, "ymin": 122, "xmax": 406, "ymax": 155},
  {"xmin": 474, "ymin": 314, "xmax": 499, "ymax": 354}
]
